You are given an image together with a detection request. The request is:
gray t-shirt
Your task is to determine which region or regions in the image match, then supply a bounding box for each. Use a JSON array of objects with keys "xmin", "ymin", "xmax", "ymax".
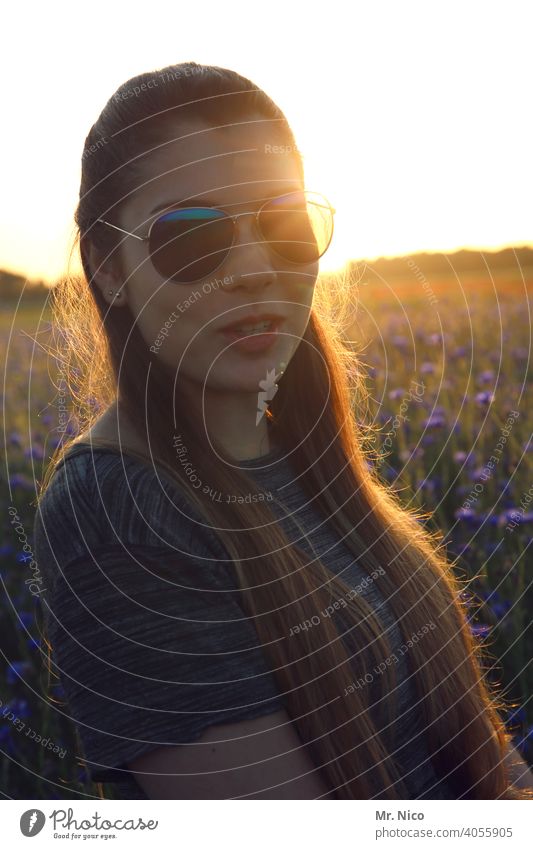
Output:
[{"xmin": 32, "ymin": 441, "xmax": 456, "ymax": 800}]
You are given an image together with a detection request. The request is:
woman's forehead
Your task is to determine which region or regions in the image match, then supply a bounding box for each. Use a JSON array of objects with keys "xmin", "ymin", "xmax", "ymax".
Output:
[{"xmin": 136, "ymin": 120, "xmax": 302, "ymax": 210}]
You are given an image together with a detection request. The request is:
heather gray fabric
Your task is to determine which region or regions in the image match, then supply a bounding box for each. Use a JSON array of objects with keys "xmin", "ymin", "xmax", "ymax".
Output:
[{"xmin": 33, "ymin": 441, "xmax": 457, "ymax": 800}]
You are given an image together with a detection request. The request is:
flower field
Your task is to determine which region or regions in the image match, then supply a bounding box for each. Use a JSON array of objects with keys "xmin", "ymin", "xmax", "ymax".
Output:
[{"xmin": 1, "ymin": 264, "xmax": 532, "ymax": 798}]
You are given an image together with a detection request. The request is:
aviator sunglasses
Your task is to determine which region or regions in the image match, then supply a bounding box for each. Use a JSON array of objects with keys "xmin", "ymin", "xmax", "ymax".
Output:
[{"xmin": 96, "ymin": 190, "xmax": 335, "ymax": 284}]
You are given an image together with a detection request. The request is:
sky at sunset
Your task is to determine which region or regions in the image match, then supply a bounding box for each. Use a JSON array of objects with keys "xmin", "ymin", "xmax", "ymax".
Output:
[{"xmin": 2, "ymin": 0, "xmax": 532, "ymax": 285}]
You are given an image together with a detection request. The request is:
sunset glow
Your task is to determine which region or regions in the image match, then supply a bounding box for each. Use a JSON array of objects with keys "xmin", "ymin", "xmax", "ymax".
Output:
[{"xmin": 2, "ymin": 0, "xmax": 532, "ymax": 284}]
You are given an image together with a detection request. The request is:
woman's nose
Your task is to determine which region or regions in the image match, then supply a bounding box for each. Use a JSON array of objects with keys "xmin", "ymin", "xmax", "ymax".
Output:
[{"xmin": 223, "ymin": 211, "xmax": 278, "ymax": 280}]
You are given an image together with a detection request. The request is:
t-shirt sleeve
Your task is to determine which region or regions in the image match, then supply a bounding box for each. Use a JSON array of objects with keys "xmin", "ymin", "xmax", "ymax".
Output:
[
  {"xmin": 40, "ymin": 541, "xmax": 287, "ymax": 784},
  {"xmin": 32, "ymin": 451, "xmax": 286, "ymax": 785}
]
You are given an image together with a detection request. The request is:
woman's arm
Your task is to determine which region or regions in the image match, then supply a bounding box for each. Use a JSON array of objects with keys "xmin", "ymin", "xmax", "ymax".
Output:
[
  {"xmin": 127, "ymin": 708, "xmax": 331, "ymax": 799},
  {"xmin": 502, "ymin": 740, "xmax": 533, "ymax": 791}
]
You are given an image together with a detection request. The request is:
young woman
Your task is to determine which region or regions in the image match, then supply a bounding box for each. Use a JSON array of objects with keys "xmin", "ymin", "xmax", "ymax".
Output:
[{"xmin": 34, "ymin": 61, "xmax": 532, "ymax": 800}]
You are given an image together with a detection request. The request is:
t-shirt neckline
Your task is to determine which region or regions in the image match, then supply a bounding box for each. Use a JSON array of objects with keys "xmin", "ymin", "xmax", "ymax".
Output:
[
  {"xmin": 234, "ymin": 442, "xmax": 285, "ymax": 471},
  {"xmin": 58, "ymin": 438, "xmax": 286, "ymax": 473}
]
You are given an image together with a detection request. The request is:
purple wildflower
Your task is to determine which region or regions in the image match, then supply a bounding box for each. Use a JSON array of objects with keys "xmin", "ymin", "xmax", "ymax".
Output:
[
  {"xmin": 2, "ymin": 698, "xmax": 30, "ymax": 719},
  {"xmin": 470, "ymin": 624, "xmax": 491, "ymax": 638},
  {"xmin": 423, "ymin": 413, "xmax": 446, "ymax": 427},
  {"xmin": 391, "ymin": 335, "xmax": 408, "ymax": 348},
  {"xmin": 475, "ymin": 391, "xmax": 495, "ymax": 405},
  {"xmin": 24, "ymin": 444, "xmax": 45, "ymax": 461},
  {"xmin": 9, "ymin": 473, "xmax": 35, "ymax": 491},
  {"xmin": 16, "ymin": 552, "xmax": 33, "ymax": 564},
  {"xmin": 6, "ymin": 661, "xmax": 31, "ymax": 685},
  {"xmin": 452, "ymin": 345, "xmax": 469, "ymax": 358},
  {"xmin": 454, "ymin": 507, "xmax": 480, "ymax": 523},
  {"xmin": 453, "ymin": 450, "xmax": 469, "ymax": 463}
]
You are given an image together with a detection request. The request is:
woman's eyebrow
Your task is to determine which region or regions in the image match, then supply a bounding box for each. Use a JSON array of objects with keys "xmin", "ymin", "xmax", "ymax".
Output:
[
  {"xmin": 149, "ymin": 196, "xmax": 221, "ymax": 215},
  {"xmin": 149, "ymin": 186, "xmax": 303, "ymax": 216}
]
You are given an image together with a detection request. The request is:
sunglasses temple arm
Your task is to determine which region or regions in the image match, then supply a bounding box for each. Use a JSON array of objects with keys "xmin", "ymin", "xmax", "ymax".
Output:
[{"xmin": 96, "ymin": 219, "xmax": 146, "ymax": 241}]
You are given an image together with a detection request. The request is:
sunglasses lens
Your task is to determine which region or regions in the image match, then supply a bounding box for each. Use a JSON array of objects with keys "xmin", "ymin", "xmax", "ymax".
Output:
[
  {"xmin": 258, "ymin": 191, "xmax": 334, "ymax": 263},
  {"xmin": 149, "ymin": 208, "xmax": 233, "ymax": 283},
  {"xmin": 147, "ymin": 192, "xmax": 334, "ymax": 283}
]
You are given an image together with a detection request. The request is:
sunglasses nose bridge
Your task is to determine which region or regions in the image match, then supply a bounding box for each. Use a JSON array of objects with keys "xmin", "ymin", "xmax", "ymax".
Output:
[{"xmin": 228, "ymin": 210, "xmax": 274, "ymax": 265}]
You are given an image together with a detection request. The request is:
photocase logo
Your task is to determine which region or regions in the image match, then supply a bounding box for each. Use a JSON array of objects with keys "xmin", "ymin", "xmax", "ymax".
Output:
[{"xmin": 20, "ymin": 809, "xmax": 46, "ymax": 836}]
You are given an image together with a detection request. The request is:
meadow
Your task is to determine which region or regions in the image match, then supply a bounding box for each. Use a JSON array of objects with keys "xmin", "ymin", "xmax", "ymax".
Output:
[{"xmin": 1, "ymin": 259, "xmax": 532, "ymax": 799}]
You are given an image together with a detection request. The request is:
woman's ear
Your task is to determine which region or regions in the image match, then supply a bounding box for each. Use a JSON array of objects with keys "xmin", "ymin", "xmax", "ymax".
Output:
[{"xmin": 85, "ymin": 238, "xmax": 128, "ymax": 308}]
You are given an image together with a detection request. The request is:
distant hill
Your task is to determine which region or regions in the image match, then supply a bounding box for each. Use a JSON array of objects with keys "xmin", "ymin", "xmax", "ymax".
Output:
[
  {"xmin": 348, "ymin": 246, "xmax": 533, "ymax": 279},
  {"xmin": 0, "ymin": 269, "xmax": 50, "ymax": 304}
]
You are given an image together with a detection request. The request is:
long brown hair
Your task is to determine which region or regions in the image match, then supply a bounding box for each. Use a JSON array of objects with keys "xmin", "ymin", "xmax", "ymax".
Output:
[{"xmin": 38, "ymin": 61, "xmax": 530, "ymax": 799}]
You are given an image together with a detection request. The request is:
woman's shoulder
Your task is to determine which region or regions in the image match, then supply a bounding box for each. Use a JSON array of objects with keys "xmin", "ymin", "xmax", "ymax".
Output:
[
  {"xmin": 34, "ymin": 435, "xmax": 226, "ymax": 585},
  {"xmin": 37, "ymin": 437, "xmax": 152, "ymax": 523},
  {"xmin": 54, "ymin": 402, "xmax": 198, "ymax": 524}
]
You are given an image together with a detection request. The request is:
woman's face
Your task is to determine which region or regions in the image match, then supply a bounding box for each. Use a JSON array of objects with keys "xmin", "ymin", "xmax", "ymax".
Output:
[{"xmin": 106, "ymin": 118, "xmax": 319, "ymax": 393}]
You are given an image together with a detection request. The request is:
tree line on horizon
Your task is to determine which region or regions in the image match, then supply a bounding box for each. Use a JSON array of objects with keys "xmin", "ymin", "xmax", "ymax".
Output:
[
  {"xmin": 1, "ymin": 246, "xmax": 533, "ymax": 304},
  {"xmin": 349, "ymin": 246, "xmax": 533, "ymax": 279}
]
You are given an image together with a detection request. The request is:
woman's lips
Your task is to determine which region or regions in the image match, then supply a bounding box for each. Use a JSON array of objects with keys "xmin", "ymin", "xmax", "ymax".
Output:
[{"xmin": 219, "ymin": 318, "xmax": 285, "ymax": 353}]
